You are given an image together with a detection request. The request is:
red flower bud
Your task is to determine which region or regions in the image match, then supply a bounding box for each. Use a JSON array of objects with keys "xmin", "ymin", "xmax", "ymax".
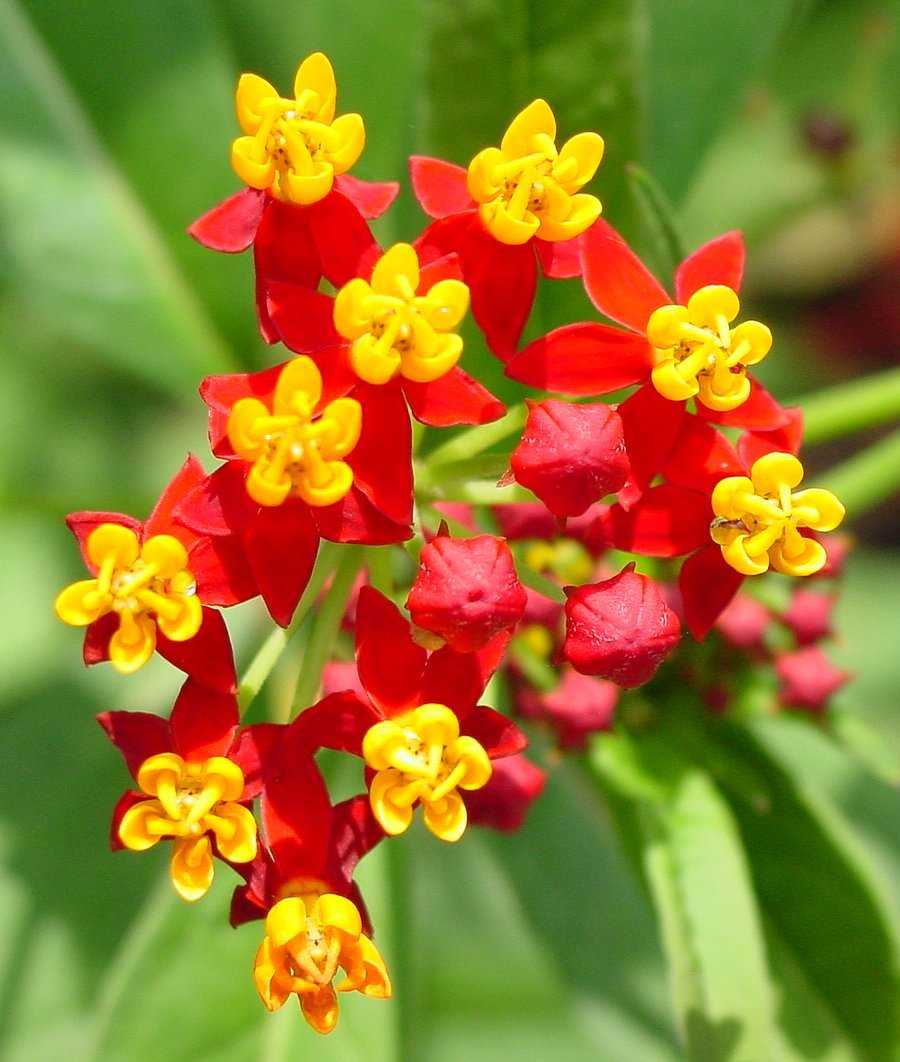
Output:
[
  {"xmin": 406, "ymin": 533, "xmax": 527, "ymax": 652},
  {"xmin": 782, "ymin": 589, "xmax": 835, "ymax": 646},
  {"xmin": 715, "ymin": 594, "xmax": 771, "ymax": 652},
  {"xmin": 511, "ymin": 400, "xmax": 630, "ymax": 519},
  {"xmin": 493, "ymin": 502, "xmax": 559, "ymax": 542},
  {"xmin": 563, "ymin": 565, "xmax": 681, "ymax": 688},
  {"xmin": 542, "ymin": 668, "xmax": 619, "ymax": 749},
  {"xmin": 465, "ymin": 754, "xmax": 546, "ymax": 832},
  {"xmin": 775, "ymin": 646, "xmax": 850, "ymax": 713}
]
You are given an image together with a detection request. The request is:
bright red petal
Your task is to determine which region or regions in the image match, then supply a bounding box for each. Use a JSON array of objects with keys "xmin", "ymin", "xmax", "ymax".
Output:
[
  {"xmin": 187, "ymin": 188, "xmax": 266, "ymax": 253},
  {"xmin": 244, "ymin": 502, "xmax": 319, "ymax": 627},
  {"xmin": 461, "ymin": 706, "xmax": 527, "ymax": 758},
  {"xmin": 418, "ymin": 253, "xmax": 464, "ymax": 289},
  {"xmin": 409, "ymin": 156, "xmax": 473, "ymax": 218},
  {"xmin": 605, "ymin": 485, "xmax": 711, "ymax": 557},
  {"xmin": 313, "ymin": 487, "xmax": 412, "ymax": 545},
  {"xmin": 325, "ymin": 795, "xmax": 385, "ymax": 893},
  {"xmin": 170, "ymin": 678, "xmax": 238, "ymax": 761},
  {"xmin": 289, "ymin": 691, "xmax": 378, "ymax": 753},
  {"xmin": 156, "ymin": 606, "xmax": 236, "ymax": 692},
  {"xmin": 698, "ymin": 378, "xmax": 790, "ymax": 431},
  {"xmin": 66, "ymin": 512, "xmax": 142, "ymax": 573},
  {"xmin": 229, "ymin": 723, "xmax": 283, "ymax": 799},
  {"xmin": 403, "ymin": 367, "xmax": 505, "ymax": 427},
  {"xmin": 253, "ymin": 198, "xmax": 320, "ymax": 341},
  {"xmin": 307, "ymin": 189, "xmax": 379, "ymax": 286},
  {"xmin": 174, "ymin": 462, "xmax": 259, "ymax": 537},
  {"xmin": 334, "ymin": 174, "xmax": 399, "ymax": 219},
  {"xmin": 355, "ymin": 587, "xmax": 426, "ymax": 714},
  {"xmin": 144, "ymin": 455, "xmax": 207, "ymax": 539},
  {"xmin": 675, "ymin": 231, "xmax": 745, "ymax": 303},
  {"xmin": 737, "ymin": 407, "xmax": 805, "ymax": 468},
  {"xmin": 188, "ymin": 535, "xmax": 258, "ymax": 607},
  {"xmin": 200, "ymin": 363, "xmax": 283, "ymax": 458},
  {"xmin": 97, "ymin": 710, "xmax": 171, "ymax": 779},
  {"xmin": 663, "ymin": 416, "xmax": 743, "ymax": 495},
  {"xmin": 506, "ymin": 322, "xmax": 650, "ymax": 395},
  {"xmin": 266, "ymin": 282, "xmax": 341, "ymax": 354},
  {"xmin": 421, "ymin": 645, "xmax": 489, "ymax": 717},
  {"xmin": 679, "ymin": 543, "xmax": 744, "ymax": 640},
  {"xmin": 581, "ymin": 219, "xmax": 670, "ymax": 332},
  {"xmin": 348, "ymin": 382, "xmax": 413, "ymax": 526},
  {"xmin": 618, "ymin": 383, "xmax": 686, "ymax": 497},
  {"xmin": 535, "ymin": 235, "xmax": 583, "ymax": 278}
]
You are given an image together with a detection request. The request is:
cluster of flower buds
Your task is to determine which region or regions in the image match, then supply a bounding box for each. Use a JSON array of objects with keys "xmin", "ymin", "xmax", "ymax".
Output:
[{"xmin": 54, "ymin": 52, "xmax": 849, "ymax": 1035}]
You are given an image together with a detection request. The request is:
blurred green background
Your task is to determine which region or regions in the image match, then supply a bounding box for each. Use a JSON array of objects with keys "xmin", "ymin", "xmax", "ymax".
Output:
[{"xmin": 1, "ymin": 1, "xmax": 899, "ymax": 1059}]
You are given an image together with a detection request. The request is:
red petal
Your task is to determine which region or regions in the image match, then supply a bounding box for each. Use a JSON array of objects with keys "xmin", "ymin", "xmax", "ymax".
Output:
[
  {"xmin": 244, "ymin": 502, "xmax": 319, "ymax": 627},
  {"xmin": 663, "ymin": 416, "xmax": 743, "ymax": 495},
  {"xmin": 144, "ymin": 455, "xmax": 207, "ymax": 539},
  {"xmin": 355, "ymin": 587, "xmax": 426, "ymax": 714},
  {"xmin": 156, "ymin": 606, "xmax": 236, "ymax": 692},
  {"xmin": 334, "ymin": 174, "xmax": 399, "ymax": 219},
  {"xmin": 421, "ymin": 645, "xmax": 489, "ymax": 716},
  {"xmin": 737, "ymin": 407, "xmax": 805, "ymax": 467},
  {"xmin": 619, "ymin": 383, "xmax": 686, "ymax": 497},
  {"xmin": 675, "ymin": 231, "xmax": 745, "ymax": 303},
  {"xmin": 289, "ymin": 691, "xmax": 378, "ymax": 753},
  {"xmin": 409, "ymin": 156, "xmax": 473, "ymax": 218},
  {"xmin": 97, "ymin": 710, "xmax": 172, "ymax": 779},
  {"xmin": 170, "ymin": 677, "xmax": 238, "ymax": 761},
  {"xmin": 679, "ymin": 543, "xmax": 744, "ymax": 640},
  {"xmin": 581, "ymin": 219, "xmax": 670, "ymax": 332},
  {"xmin": 313, "ymin": 487, "xmax": 412, "ymax": 545},
  {"xmin": 698, "ymin": 378, "xmax": 789, "ymax": 431},
  {"xmin": 506, "ymin": 322, "xmax": 650, "ymax": 395},
  {"xmin": 174, "ymin": 462, "xmax": 259, "ymax": 537},
  {"xmin": 605, "ymin": 485, "xmax": 711, "ymax": 557},
  {"xmin": 200, "ymin": 363, "xmax": 283, "ymax": 458},
  {"xmin": 266, "ymin": 282, "xmax": 341, "ymax": 353},
  {"xmin": 188, "ymin": 535, "xmax": 258, "ymax": 607},
  {"xmin": 307, "ymin": 189, "xmax": 379, "ymax": 286},
  {"xmin": 461, "ymin": 706, "xmax": 527, "ymax": 758},
  {"xmin": 109, "ymin": 790, "xmax": 148, "ymax": 851},
  {"xmin": 187, "ymin": 188, "xmax": 266, "ymax": 253},
  {"xmin": 83, "ymin": 613, "xmax": 116, "ymax": 665},
  {"xmin": 418, "ymin": 253, "xmax": 464, "ymax": 288},
  {"xmin": 325, "ymin": 795, "xmax": 385, "ymax": 893},
  {"xmin": 229, "ymin": 723, "xmax": 283, "ymax": 799},
  {"xmin": 66, "ymin": 512, "xmax": 142, "ymax": 573},
  {"xmin": 536, "ymin": 235, "xmax": 583, "ymax": 278},
  {"xmin": 403, "ymin": 367, "xmax": 505, "ymax": 427},
  {"xmin": 253, "ymin": 198, "xmax": 320, "ymax": 290},
  {"xmin": 348, "ymin": 382, "xmax": 413, "ymax": 526}
]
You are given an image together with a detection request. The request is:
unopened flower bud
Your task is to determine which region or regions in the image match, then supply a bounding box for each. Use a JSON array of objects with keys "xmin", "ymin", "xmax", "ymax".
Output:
[
  {"xmin": 782, "ymin": 589, "xmax": 835, "ymax": 646},
  {"xmin": 542, "ymin": 669, "xmax": 618, "ymax": 749},
  {"xmin": 465, "ymin": 754, "xmax": 546, "ymax": 832},
  {"xmin": 775, "ymin": 646, "xmax": 850, "ymax": 713},
  {"xmin": 715, "ymin": 594, "xmax": 771, "ymax": 652}
]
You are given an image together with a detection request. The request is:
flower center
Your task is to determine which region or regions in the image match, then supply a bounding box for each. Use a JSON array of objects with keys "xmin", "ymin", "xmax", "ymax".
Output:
[
  {"xmin": 362, "ymin": 703, "xmax": 492, "ymax": 843},
  {"xmin": 647, "ymin": 284, "xmax": 772, "ymax": 412}
]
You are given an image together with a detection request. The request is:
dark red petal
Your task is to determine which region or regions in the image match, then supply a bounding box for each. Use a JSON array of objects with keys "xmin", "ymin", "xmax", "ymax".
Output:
[
  {"xmin": 174, "ymin": 462, "xmax": 259, "ymax": 537},
  {"xmin": 355, "ymin": 587, "xmax": 426, "ymax": 714},
  {"xmin": 618, "ymin": 382, "xmax": 686, "ymax": 498},
  {"xmin": 243, "ymin": 502, "xmax": 319, "ymax": 627},
  {"xmin": 97, "ymin": 710, "xmax": 172, "ymax": 779},
  {"xmin": 605, "ymin": 485, "xmax": 712, "ymax": 557},
  {"xmin": 737, "ymin": 407, "xmax": 805, "ymax": 467},
  {"xmin": 289, "ymin": 691, "xmax": 378, "ymax": 753},
  {"xmin": 698, "ymin": 378, "xmax": 790, "ymax": 431},
  {"xmin": 506, "ymin": 322, "xmax": 650, "ymax": 395},
  {"xmin": 144, "ymin": 455, "xmax": 208, "ymax": 539},
  {"xmin": 675, "ymin": 231, "xmax": 745, "ymax": 303},
  {"xmin": 66, "ymin": 512, "xmax": 142, "ymax": 573},
  {"xmin": 461, "ymin": 706, "xmax": 527, "ymax": 758},
  {"xmin": 313, "ymin": 487, "xmax": 412, "ymax": 545},
  {"xmin": 109, "ymin": 790, "xmax": 149, "ymax": 851},
  {"xmin": 348, "ymin": 381, "xmax": 413, "ymax": 526},
  {"xmin": 409, "ymin": 155, "xmax": 473, "ymax": 218},
  {"xmin": 663, "ymin": 416, "xmax": 744, "ymax": 495},
  {"xmin": 83, "ymin": 613, "xmax": 117, "ymax": 665},
  {"xmin": 187, "ymin": 188, "xmax": 266, "ymax": 253},
  {"xmin": 253, "ymin": 198, "xmax": 320, "ymax": 296},
  {"xmin": 325, "ymin": 796, "xmax": 386, "ymax": 898},
  {"xmin": 266, "ymin": 282, "xmax": 341, "ymax": 354},
  {"xmin": 581, "ymin": 219, "xmax": 670, "ymax": 332},
  {"xmin": 679, "ymin": 543, "xmax": 745, "ymax": 640},
  {"xmin": 170, "ymin": 677, "xmax": 239, "ymax": 761},
  {"xmin": 536, "ymin": 235, "xmax": 584, "ymax": 278},
  {"xmin": 334, "ymin": 174, "xmax": 399, "ymax": 219},
  {"xmin": 229, "ymin": 723, "xmax": 284, "ymax": 799},
  {"xmin": 403, "ymin": 366, "xmax": 505, "ymax": 427},
  {"xmin": 307, "ymin": 189, "xmax": 379, "ymax": 286},
  {"xmin": 156, "ymin": 606, "xmax": 236, "ymax": 692}
]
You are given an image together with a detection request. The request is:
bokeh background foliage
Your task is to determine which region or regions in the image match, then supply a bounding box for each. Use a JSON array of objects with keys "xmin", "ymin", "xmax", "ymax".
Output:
[{"xmin": 1, "ymin": 0, "xmax": 899, "ymax": 1059}]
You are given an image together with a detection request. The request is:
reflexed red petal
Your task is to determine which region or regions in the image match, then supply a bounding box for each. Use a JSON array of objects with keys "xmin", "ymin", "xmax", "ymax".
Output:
[
  {"xmin": 663, "ymin": 416, "xmax": 743, "ymax": 495},
  {"xmin": 156, "ymin": 606, "xmax": 236, "ymax": 692},
  {"xmin": 313, "ymin": 487, "xmax": 412, "ymax": 545},
  {"xmin": 581, "ymin": 219, "xmax": 670, "ymax": 332},
  {"xmin": 326, "ymin": 796, "xmax": 386, "ymax": 898},
  {"xmin": 334, "ymin": 174, "xmax": 399, "ymax": 219},
  {"xmin": 253, "ymin": 198, "xmax": 320, "ymax": 289},
  {"xmin": 737, "ymin": 407, "xmax": 805, "ymax": 467},
  {"xmin": 409, "ymin": 155, "xmax": 473, "ymax": 218},
  {"xmin": 188, "ymin": 534, "xmax": 257, "ymax": 607},
  {"xmin": 174, "ymin": 462, "xmax": 259, "ymax": 537},
  {"xmin": 355, "ymin": 587, "xmax": 426, "ymax": 713},
  {"xmin": 675, "ymin": 231, "xmax": 745, "ymax": 303},
  {"xmin": 83, "ymin": 613, "xmax": 117, "ymax": 665},
  {"xmin": 679, "ymin": 543, "xmax": 745, "ymax": 640},
  {"xmin": 307, "ymin": 189, "xmax": 379, "ymax": 286},
  {"xmin": 465, "ymin": 754, "xmax": 546, "ymax": 832},
  {"xmin": 461, "ymin": 706, "xmax": 527, "ymax": 758},
  {"xmin": 475, "ymin": 629, "xmax": 513, "ymax": 686},
  {"xmin": 144, "ymin": 455, "xmax": 208, "ymax": 540},
  {"xmin": 187, "ymin": 188, "xmax": 266, "ymax": 253},
  {"xmin": 618, "ymin": 382, "xmax": 686, "ymax": 498},
  {"xmin": 536, "ymin": 235, "xmax": 583, "ymax": 278},
  {"xmin": 348, "ymin": 381, "xmax": 413, "ymax": 526},
  {"xmin": 605, "ymin": 485, "xmax": 712, "ymax": 557},
  {"xmin": 229, "ymin": 723, "xmax": 283, "ymax": 798},
  {"xmin": 698, "ymin": 379, "xmax": 790, "ymax": 431},
  {"xmin": 266, "ymin": 282, "xmax": 341, "ymax": 353},
  {"xmin": 506, "ymin": 322, "xmax": 651, "ymax": 395},
  {"xmin": 200, "ymin": 363, "xmax": 284, "ymax": 458},
  {"xmin": 403, "ymin": 367, "xmax": 505, "ymax": 427},
  {"xmin": 421, "ymin": 645, "xmax": 489, "ymax": 716},
  {"xmin": 170, "ymin": 678, "xmax": 238, "ymax": 761},
  {"xmin": 66, "ymin": 512, "xmax": 143, "ymax": 573},
  {"xmin": 97, "ymin": 710, "xmax": 172, "ymax": 779},
  {"xmin": 244, "ymin": 502, "xmax": 319, "ymax": 627},
  {"xmin": 289, "ymin": 691, "xmax": 378, "ymax": 753},
  {"xmin": 110, "ymin": 790, "xmax": 150, "ymax": 851}
]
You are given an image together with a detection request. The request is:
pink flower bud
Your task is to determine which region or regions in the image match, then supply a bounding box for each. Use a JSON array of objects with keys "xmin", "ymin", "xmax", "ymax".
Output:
[
  {"xmin": 775, "ymin": 646, "xmax": 850, "ymax": 713},
  {"xmin": 542, "ymin": 668, "xmax": 619, "ymax": 749},
  {"xmin": 715, "ymin": 594, "xmax": 771, "ymax": 652},
  {"xmin": 406, "ymin": 533, "xmax": 527, "ymax": 652},
  {"xmin": 782, "ymin": 589, "xmax": 835, "ymax": 646},
  {"xmin": 465, "ymin": 754, "xmax": 546, "ymax": 832},
  {"xmin": 563, "ymin": 565, "xmax": 681, "ymax": 688},
  {"xmin": 493, "ymin": 502, "xmax": 559, "ymax": 541},
  {"xmin": 511, "ymin": 400, "xmax": 630, "ymax": 518}
]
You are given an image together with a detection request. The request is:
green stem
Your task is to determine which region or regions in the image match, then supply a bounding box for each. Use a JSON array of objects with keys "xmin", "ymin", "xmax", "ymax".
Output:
[
  {"xmin": 366, "ymin": 545, "xmax": 395, "ymax": 596},
  {"xmin": 290, "ymin": 546, "xmax": 363, "ymax": 715},
  {"xmin": 516, "ymin": 561, "xmax": 567, "ymax": 603},
  {"xmin": 626, "ymin": 163, "xmax": 688, "ymax": 275},
  {"xmin": 417, "ymin": 452, "xmax": 510, "ymax": 491},
  {"xmin": 509, "ymin": 642, "xmax": 558, "ymax": 692},
  {"xmin": 426, "ymin": 405, "xmax": 527, "ymax": 466},
  {"xmin": 427, "ymin": 479, "xmax": 535, "ymax": 506},
  {"xmin": 237, "ymin": 542, "xmax": 342, "ymax": 714},
  {"xmin": 817, "ymin": 427, "xmax": 900, "ymax": 517},
  {"xmin": 799, "ymin": 367, "xmax": 900, "ymax": 445}
]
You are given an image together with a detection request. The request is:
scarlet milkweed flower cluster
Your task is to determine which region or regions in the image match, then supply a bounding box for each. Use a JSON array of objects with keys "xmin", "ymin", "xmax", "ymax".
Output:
[{"xmin": 54, "ymin": 52, "xmax": 849, "ymax": 1035}]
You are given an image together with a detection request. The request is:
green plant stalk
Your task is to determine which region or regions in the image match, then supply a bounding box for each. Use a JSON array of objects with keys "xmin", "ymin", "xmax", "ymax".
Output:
[
  {"xmin": 516, "ymin": 560, "xmax": 567, "ymax": 603},
  {"xmin": 817, "ymin": 427, "xmax": 900, "ymax": 517},
  {"xmin": 237, "ymin": 543, "xmax": 342, "ymax": 714},
  {"xmin": 626, "ymin": 163, "xmax": 688, "ymax": 275},
  {"xmin": 429, "ymin": 479, "xmax": 535, "ymax": 506},
  {"xmin": 290, "ymin": 546, "xmax": 363, "ymax": 715},
  {"xmin": 426, "ymin": 405, "xmax": 527, "ymax": 466},
  {"xmin": 366, "ymin": 545, "xmax": 395, "ymax": 596},
  {"xmin": 799, "ymin": 367, "xmax": 900, "ymax": 445}
]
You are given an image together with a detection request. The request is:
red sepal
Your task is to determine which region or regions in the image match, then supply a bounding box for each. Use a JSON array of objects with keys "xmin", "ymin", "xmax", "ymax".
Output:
[
  {"xmin": 156, "ymin": 606, "xmax": 236, "ymax": 692},
  {"xmin": 409, "ymin": 156, "xmax": 473, "ymax": 218},
  {"xmin": 604, "ymin": 485, "xmax": 712, "ymax": 557},
  {"xmin": 187, "ymin": 188, "xmax": 266, "ymax": 253},
  {"xmin": 581, "ymin": 219, "xmax": 669, "ymax": 332},
  {"xmin": 334, "ymin": 174, "xmax": 399, "ymax": 219},
  {"xmin": 403, "ymin": 366, "xmax": 505, "ymax": 427},
  {"xmin": 97, "ymin": 710, "xmax": 171, "ymax": 779},
  {"xmin": 461, "ymin": 705, "xmax": 527, "ymax": 759},
  {"xmin": 243, "ymin": 502, "xmax": 319, "ymax": 627},
  {"xmin": 675, "ymin": 231, "xmax": 745, "ymax": 303},
  {"xmin": 170, "ymin": 677, "xmax": 238, "ymax": 761},
  {"xmin": 356, "ymin": 587, "xmax": 426, "ymax": 714},
  {"xmin": 536, "ymin": 235, "xmax": 584, "ymax": 278},
  {"xmin": 679, "ymin": 543, "xmax": 745, "ymax": 640}
]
